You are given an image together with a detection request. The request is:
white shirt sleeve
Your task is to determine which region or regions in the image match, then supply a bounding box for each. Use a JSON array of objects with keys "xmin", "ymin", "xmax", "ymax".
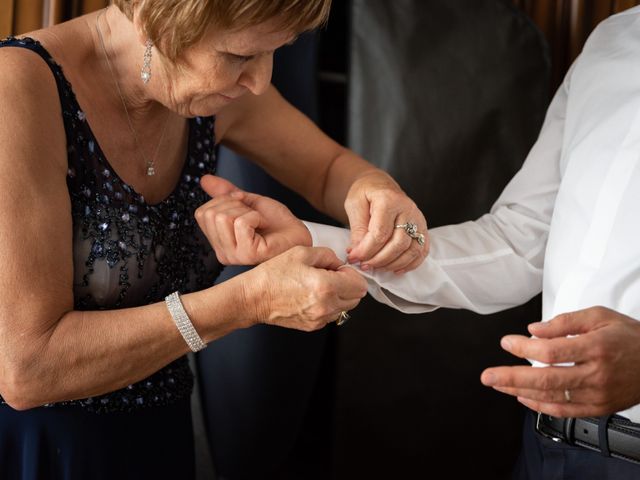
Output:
[{"xmin": 304, "ymin": 63, "xmax": 573, "ymax": 315}]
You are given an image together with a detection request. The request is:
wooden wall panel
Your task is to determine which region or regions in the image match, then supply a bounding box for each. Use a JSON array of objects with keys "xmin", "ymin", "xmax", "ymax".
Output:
[
  {"xmin": 513, "ymin": 0, "xmax": 640, "ymax": 90},
  {"xmin": 0, "ymin": 0, "xmax": 107, "ymax": 37},
  {"xmin": 0, "ymin": 0, "xmax": 16, "ymax": 38}
]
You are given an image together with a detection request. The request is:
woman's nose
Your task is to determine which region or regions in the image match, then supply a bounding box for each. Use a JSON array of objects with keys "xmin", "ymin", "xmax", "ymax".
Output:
[{"xmin": 238, "ymin": 53, "xmax": 273, "ymax": 95}]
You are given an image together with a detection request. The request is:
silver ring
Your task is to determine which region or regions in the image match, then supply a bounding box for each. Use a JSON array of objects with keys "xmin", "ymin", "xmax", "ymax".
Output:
[
  {"xmin": 564, "ymin": 389, "xmax": 572, "ymax": 403},
  {"xmin": 336, "ymin": 311, "xmax": 350, "ymax": 326},
  {"xmin": 395, "ymin": 221, "xmax": 426, "ymax": 246}
]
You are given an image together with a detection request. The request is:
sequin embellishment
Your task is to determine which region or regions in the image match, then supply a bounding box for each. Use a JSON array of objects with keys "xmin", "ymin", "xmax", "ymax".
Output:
[{"xmin": 0, "ymin": 36, "xmax": 223, "ymax": 413}]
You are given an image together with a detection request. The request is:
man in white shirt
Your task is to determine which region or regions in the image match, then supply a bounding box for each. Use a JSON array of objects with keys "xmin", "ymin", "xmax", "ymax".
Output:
[{"xmin": 195, "ymin": 6, "xmax": 640, "ymax": 478}]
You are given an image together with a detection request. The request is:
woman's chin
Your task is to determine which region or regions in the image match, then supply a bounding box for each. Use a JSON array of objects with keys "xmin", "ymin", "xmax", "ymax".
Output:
[{"xmin": 186, "ymin": 99, "xmax": 233, "ymax": 117}]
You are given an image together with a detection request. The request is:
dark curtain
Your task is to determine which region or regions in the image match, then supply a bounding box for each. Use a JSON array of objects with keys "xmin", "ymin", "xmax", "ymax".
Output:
[{"xmin": 333, "ymin": 1, "xmax": 549, "ymax": 478}]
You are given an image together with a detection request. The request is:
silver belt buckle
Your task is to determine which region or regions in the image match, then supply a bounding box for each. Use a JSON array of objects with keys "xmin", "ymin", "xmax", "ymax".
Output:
[{"xmin": 535, "ymin": 412, "xmax": 564, "ymax": 443}]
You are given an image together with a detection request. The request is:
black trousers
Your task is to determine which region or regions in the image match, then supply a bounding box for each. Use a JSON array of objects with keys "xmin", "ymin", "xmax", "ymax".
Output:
[{"xmin": 512, "ymin": 411, "xmax": 640, "ymax": 480}]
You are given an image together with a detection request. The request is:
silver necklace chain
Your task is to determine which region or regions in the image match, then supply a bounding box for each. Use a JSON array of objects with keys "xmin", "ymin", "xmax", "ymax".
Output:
[{"xmin": 95, "ymin": 8, "xmax": 169, "ymax": 177}]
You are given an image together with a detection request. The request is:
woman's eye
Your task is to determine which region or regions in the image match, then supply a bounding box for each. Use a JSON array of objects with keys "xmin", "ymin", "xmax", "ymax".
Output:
[{"xmin": 228, "ymin": 53, "xmax": 255, "ymax": 63}]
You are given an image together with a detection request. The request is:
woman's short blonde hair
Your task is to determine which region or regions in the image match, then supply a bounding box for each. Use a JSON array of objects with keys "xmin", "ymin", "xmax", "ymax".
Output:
[{"xmin": 113, "ymin": 0, "xmax": 332, "ymax": 60}]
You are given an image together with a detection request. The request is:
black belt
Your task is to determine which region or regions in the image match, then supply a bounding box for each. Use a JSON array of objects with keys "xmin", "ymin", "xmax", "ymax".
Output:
[{"xmin": 535, "ymin": 412, "xmax": 640, "ymax": 464}]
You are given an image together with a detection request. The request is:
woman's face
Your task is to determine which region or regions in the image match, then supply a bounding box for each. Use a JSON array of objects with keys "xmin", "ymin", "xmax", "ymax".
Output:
[{"xmin": 160, "ymin": 19, "xmax": 295, "ymax": 117}]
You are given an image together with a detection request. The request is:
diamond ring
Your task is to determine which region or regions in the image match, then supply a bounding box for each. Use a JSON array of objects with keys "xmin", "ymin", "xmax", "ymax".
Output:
[
  {"xmin": 336, "ymin": 311, "xmax": 350, "ymax": 326},
  {"xmin": 395, "ymin": 221, "xmax": 426, "ymax": 246}
]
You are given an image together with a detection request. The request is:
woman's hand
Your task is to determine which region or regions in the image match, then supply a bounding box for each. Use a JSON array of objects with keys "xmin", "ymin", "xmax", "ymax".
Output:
[
  {"xmin": 214, "ymin": 87, "xmax": 428, "ymax": 273},
  {"xmin": 241, "ymin": 246, "xmax": 368, "ymax": 331},
  {"xmin": 480, "ymin": 306, "xmax": 640, "ymax": 417},
  {"xmin": 195, "ymin": 175, "xmax": 311, "ymax": 265},
  {"xmin": 344, "ymin": 172, "xmax": 429, "ymax": 274}
]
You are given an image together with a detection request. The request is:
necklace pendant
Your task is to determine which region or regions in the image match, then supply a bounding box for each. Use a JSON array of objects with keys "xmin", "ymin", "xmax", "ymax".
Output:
[{"xmin": 147, "ymin": 164, "xmax": 156, "ymax": 176}]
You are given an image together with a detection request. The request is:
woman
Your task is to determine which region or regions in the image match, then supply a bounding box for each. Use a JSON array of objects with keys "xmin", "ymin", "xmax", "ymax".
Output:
[{"xmin": 0, "ymin": 0, "xmax": 427, "ymax": 478}]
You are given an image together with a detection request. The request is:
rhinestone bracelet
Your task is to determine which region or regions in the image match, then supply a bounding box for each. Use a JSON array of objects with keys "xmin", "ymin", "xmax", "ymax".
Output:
[{"xmin": 165, "ymin": 291, "xmax": 207, "ymax": 352}]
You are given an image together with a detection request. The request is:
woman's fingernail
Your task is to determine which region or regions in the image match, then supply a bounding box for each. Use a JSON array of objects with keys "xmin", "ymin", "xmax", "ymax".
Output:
[
  {"xmin": 361, "ymin": 264, "xmax": 370, "ymax": 271},
  {"xmin": 482, "ymin": 372, "xmax": 496, "ymax": 386},
  {"xmin": 501, "ymin": 337, "xmax": 512, "ymax": 350}
]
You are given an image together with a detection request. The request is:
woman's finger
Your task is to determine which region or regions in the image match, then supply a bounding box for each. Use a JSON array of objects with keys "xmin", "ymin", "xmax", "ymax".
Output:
[
  {"xmin": 331, "ymin": 267, "xmax": 368, "ymax": 300},
  {"xmin": 234, "ymin": 210, "xmax": 263, "ymax": 259},
  {"xmin": 197, "ymin": 207, "xmax": 225, "ymax": 261},
  {"xmin": 344, "ymin": 194, "xmax": 372, "ymax": 257},
  {"xmin": 214, "ymin": 206, "xmax": 256, "ymax": 252},
  {"xmin": 359, "ymin": 227, "xmax": 415, "ymax": 270},
  {"xmin": 200, "ymin": 174, "xmax": 242, "ymax": 198},
  {"xmin": 394, "ymin": 248, "xmax": 428, "ymax": 274}
]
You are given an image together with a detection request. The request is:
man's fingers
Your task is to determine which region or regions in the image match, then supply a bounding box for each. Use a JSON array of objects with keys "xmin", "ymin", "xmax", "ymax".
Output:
[
  {"xmin": 498, "ymin": 334, "xmax": 589, "ymax": 365},
  {"xmin": 528, "ymin": 307, "xmax": 612, "ymax": 338},
  {"xmin": 480, "ymin": 364, "xmax": 588, "ymax": 391},
  {"xmin": 516, "ymin": 396, "xmax": 611, "ymax": 419},
  {"xmin": 492, "ymin": 385, "xmax": 590, "ymax": 405}
]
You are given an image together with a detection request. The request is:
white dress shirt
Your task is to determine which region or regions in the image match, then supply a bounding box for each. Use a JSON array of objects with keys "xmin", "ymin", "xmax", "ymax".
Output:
[{"xmin": 305, "ymin": 7, "xmax": 640, "ymax": 423}]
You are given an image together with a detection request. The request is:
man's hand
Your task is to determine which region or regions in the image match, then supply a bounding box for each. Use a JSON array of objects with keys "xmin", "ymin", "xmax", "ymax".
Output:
[{"xmin": 481, "ymin": 306, "xmax": 640, "ymax": 417}]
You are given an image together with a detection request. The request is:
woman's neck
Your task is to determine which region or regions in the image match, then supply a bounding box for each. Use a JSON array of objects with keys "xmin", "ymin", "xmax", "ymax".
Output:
[{"xmin": 95, "ymin": 6, "xmax": 164, "ymax": 123}]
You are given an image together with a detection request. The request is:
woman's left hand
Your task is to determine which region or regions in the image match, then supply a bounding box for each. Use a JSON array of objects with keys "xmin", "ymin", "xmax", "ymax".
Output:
[
  {"xmin": 344, "ymin": 173, "xmax": 429, "ymax": 274},
  {"xmin": 195, "ymin": 175, "xmax": 311, "ymax": 265}
]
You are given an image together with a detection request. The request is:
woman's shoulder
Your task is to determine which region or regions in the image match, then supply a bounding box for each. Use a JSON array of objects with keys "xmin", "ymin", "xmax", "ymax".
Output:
[
  {"xmin": 0, "ymin": 44, "xmax": 63, "ymax": 148},
  {"xmin": 0, "ymin": 36, "xmax": 48, "ymax": 72},
  {"xmin": 0, "ymin": 17, "xmax": 90, "ymax": 93},
  {"xmin": 0, "ymin": 34, "xmax": 61, "ymax": 103},
  {"xmin": 0, "ymin": 33, "xmax": 69, "ymax": 171}
]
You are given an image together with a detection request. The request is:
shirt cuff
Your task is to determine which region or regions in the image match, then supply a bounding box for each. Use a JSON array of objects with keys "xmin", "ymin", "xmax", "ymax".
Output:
[{"xmin": 302, "ymin": 221, "xmax": 438, "ymax": 314}]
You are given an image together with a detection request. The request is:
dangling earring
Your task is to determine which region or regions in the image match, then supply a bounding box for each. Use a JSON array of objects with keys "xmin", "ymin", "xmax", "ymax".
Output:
[{"xmin": 141, "ymin": 39, "xmax": 153, "ymax": 84}]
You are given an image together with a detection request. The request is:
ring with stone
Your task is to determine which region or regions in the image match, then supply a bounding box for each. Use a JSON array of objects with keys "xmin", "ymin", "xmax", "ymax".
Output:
[
  {"xmin": 395, "ymin": 221, "xmax": 426, "ymax": 246},
  {"xmin": 336, "ymin": 311, "xmax": 350, "ymax": 326}
]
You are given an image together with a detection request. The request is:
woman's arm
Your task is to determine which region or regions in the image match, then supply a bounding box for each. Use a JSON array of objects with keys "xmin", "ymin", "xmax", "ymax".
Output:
[
  {"xmin": 0, "ymin": 50, "xmax": 366, "ymax": 410},
  {"xmin": 305, "ymin": 59, "xmax": 572, "ymax": 313},
  {"xmin": 204, "ymin": 61, "xmax": 571, "ymax": 313},
  {"xmin": 215, "ymin": 85, "xmax": 427, "ymax": 272}
]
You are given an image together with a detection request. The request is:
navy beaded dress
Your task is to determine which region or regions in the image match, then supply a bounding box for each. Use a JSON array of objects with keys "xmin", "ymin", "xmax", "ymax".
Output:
[{"xmin": 0, "ymin": 37, "xmax": 222, "ymax": 480}]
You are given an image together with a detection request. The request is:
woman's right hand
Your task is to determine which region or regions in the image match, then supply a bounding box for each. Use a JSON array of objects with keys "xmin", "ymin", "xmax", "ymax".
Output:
[{"xmin": 241, "ymin": 246, "xmax": 368, "ymax": 331}]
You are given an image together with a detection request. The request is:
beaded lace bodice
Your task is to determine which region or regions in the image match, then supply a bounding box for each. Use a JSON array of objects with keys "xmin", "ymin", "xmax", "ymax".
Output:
[{"xmin": 0, "ymin": 36, "xmax": 223, "ymax": 413}]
